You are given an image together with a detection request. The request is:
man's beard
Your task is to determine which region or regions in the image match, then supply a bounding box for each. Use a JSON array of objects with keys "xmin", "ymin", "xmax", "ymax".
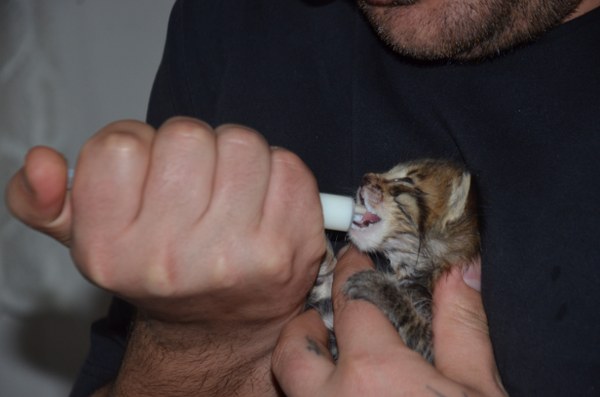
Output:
[{"xmin": 358, "ymin": 0, "xmax": 581, "ymax": 61}]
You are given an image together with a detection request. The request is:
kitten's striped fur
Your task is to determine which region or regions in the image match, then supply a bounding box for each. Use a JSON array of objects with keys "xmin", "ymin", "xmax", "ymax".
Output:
[{"xmin": 308, "ymin": 159, "xmax": 479, "ymax": 362}]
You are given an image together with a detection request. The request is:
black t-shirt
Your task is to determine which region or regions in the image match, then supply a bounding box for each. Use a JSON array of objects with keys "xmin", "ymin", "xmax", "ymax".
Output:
[{"xmin": 71, "ymin": 1, "xmax": 600, "ymax": 396}]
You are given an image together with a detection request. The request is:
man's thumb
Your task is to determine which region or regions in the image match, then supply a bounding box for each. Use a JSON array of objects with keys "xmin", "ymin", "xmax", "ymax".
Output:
[
  {"xmin": 4, "ymin": 146, "xmax": 72, "ymax": 246},
  {"xmin": 432, "ymin": 259, "xmax": 505, "ymax": 394}
]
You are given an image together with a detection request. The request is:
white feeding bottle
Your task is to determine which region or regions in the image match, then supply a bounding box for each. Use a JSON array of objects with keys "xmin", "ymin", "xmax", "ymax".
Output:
[{"xmin": 319, "ymin": 193, "xmax": 363, "ymax": 232}]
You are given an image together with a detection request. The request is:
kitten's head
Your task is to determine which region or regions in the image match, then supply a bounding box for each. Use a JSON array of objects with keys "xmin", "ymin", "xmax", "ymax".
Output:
[{"xmin": 349, "ymin": 159, "xmax": 478, "ymax": 267}]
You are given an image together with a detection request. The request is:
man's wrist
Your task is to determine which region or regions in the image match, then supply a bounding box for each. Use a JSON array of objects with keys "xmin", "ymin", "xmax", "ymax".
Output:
[{"xmin": 107, "ymin": 313, "xmax": 282, "ymax": 396}]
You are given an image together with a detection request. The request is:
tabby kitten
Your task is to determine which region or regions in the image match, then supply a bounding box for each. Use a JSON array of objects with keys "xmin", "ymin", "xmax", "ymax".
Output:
[{"xmin": 309, "ymin": 159, "xmax": 479, "ymax": 362}]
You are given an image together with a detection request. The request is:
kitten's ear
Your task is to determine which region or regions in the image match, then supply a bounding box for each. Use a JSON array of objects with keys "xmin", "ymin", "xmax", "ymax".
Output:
[{"xmin": 442, "ymin": 172, "xmax": 471, "ymax": 227}]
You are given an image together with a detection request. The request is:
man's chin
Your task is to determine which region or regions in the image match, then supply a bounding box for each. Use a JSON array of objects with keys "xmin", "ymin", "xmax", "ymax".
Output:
[
  {"xmin": 359, "ymin": 4, "xmax": 487, "ymax": 61},
  {"xmin": 357, "ymin": 0, "xmax": 581, "ymax": 62},
  {"xmin": 360, "ymin": 0, "xmax": 417, "ymax": 6}
]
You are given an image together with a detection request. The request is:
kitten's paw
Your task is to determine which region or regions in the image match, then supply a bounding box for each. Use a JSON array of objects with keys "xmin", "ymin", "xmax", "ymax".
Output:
[
  {"xmin": 343, "ymin": 271, "xmax": 434, "ymax": 363},
  {"xmin": 343, "ymin": 270, "xmax": 397, "ymax": 307}
]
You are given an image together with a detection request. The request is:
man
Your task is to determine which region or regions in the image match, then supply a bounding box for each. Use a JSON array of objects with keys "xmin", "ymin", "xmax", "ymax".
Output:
[{"xmin": 6, "ymin": 0, "xmax": 599, "ymax": 396}]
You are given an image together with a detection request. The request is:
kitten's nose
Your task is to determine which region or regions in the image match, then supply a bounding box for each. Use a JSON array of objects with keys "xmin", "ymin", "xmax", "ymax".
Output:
[
  {"xmin": 360, "ymin": 174, "xmax": 383, "ymax": 204},
  {"xmin": 362, "ymin": 173, "xmax": 378, "ymax": 186}
]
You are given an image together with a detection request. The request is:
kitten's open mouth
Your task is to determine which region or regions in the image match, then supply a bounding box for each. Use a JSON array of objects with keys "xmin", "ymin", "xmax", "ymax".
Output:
[
  {"xmin": 353, "ymin": 211, "xmax": 382, "ymax": 228},
  {"xmin": 352, "ymin": 205, "xmax": 382, "ymax": 229},
  {"xmin": 352, "ymin": 188, "xmax": 383, "ymax": 229}
]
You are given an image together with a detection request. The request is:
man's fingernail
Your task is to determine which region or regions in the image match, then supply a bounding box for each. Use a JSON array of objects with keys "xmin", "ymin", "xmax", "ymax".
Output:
[
  {"xmin": 462, "ymin": 264, "xmax": 481, "ymax": 292},
  {"xmin": 20, "ymin": 169, "xmax": 35, "ymax": 196},
  {"xmin": 336, "ymin": 244, "xmax": 351, "ymax": 259}
]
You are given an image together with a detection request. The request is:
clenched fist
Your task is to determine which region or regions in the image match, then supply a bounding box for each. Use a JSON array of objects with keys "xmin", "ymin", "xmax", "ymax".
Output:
[{"xmin": 5, "ymin": 117, "xmax": 327, "ymax": 396}]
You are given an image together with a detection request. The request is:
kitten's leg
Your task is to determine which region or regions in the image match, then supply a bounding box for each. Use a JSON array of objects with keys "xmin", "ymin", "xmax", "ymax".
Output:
[
  {"xmin": 306, "ymin": 241, "xmax": 338, "ymax": 357},
  {"xmin": 343, "ymin": 270, "xmax": 434, "ymax": 362},
  {"xmin": 306, "ymin": 241, "xmax": 336, "ymax": 328}
]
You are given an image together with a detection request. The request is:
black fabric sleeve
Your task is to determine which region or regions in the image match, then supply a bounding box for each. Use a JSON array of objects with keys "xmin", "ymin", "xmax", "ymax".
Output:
[
  {"xmin": 69, "ymin": 299, "xmax": 133, "ymax": 397},
  {"xmin": 146, "ymin": 0, "xmax": 225, "ymax": 128},
  {"xmin": 145, "ymin": 0, "xmax": 187, "ymax": 128}
]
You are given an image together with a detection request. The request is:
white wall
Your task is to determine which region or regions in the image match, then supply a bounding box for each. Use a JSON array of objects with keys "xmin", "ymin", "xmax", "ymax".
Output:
[{"xmin": 0, "ymin": 1, "xmax": 175, "ymax": 395}]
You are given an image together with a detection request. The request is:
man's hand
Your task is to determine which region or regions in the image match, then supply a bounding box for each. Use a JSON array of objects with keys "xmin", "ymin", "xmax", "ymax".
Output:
[
  {"xmin": 5, "ymin": 117, "xmax": 327, "ymax": 396},
  {"xmin": 272, "ymin": 246, "xmax": 508, "ymax": 397}
]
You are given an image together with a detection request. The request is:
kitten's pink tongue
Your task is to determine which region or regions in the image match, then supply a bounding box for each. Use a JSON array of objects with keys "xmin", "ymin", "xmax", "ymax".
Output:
[
  {"xmin": 363, "ymin": 212, "xmax": 381, "ymax": 224},
  {"xmin": 356, "ymin": 211, "xmax": 382, "ymax": 227}
]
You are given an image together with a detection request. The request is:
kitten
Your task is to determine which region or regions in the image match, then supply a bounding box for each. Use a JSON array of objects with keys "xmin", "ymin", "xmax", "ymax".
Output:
[{"xmin": 309, "ymin": 159, "xmax": 479, "ymax": 362}]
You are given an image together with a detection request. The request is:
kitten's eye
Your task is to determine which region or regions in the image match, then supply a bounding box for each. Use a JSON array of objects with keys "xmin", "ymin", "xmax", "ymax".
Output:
[{"xmin": 390, "ymin": 177, "xmax": 414, "ymax": 185}]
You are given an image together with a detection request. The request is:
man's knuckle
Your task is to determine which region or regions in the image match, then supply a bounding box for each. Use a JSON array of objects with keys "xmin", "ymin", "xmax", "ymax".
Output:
[
  {"xmin": 86, "ymin": 127, "xmax": 150, "ymax": 158},
  {"xmin": 271, "ymin": 149, "xmax": 311, "ymax": 179},
  {"xmin": 216, "ymin": 124, "xmax": 267, "ymax": 149},
  {"xmin": 159, "ymin": 117, "xmax": 214, "ymax": 144}
]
